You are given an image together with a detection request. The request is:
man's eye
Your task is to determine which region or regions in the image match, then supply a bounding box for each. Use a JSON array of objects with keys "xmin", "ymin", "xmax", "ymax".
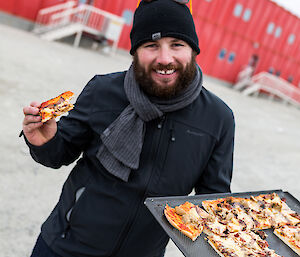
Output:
[
  {"xmin": 145, "ymin": 44, "xmax": 157, "ymax": 48},
  {"xmin": 173, "ymin": 43, "xmax": 184, "ymax": 47}
]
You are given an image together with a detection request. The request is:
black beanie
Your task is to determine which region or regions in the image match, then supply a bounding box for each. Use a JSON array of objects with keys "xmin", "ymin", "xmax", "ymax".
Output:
[{"xmin": 130, "ymin": 0, "xmax": 200, "ymax": 55}]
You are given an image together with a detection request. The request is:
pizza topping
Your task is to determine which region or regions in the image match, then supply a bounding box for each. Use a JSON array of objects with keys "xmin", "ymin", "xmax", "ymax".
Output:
[
  {"xmin": 175, "ymin": 206, "xmax": 186, "ymax": 216},
  {"xmin": 196, "ymin": 205, "xmax": 210, "ymax": 219},
  {"xmin": 204, "ymin": 217, "xmax": 228, "ymax": 236},
  {"xmin": 240, "ymin": 199, "xmax": 250, "ymax": 209},
  {"xmin": 186, "ymin": 207, "xmax": 201, "ymax": 223},
  {"xmin": 290, "ymin": 213, "xmax": 300, "ymax": 220},
  {"xmin": 250, "ymin": 196, "xmax": 258, "ymax": 202},
  {"xmin": 295, "ymin": 231, "xmax": 300, "ymax": 241},
  {"xmin": 254, "ymin": 230, "xmax": 267, "ymax": 240}
]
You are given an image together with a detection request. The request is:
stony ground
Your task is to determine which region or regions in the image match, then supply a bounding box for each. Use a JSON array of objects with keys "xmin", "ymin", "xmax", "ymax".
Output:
[{"xmin": 0, "ymin": 24, "xmax": 299, "ymax": 257}]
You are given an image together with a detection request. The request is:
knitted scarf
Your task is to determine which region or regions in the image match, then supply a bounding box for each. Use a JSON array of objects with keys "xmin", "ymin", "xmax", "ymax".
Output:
[{"xmin": 96, "ymin": 64, "xmax": 202, "ymax": 181}]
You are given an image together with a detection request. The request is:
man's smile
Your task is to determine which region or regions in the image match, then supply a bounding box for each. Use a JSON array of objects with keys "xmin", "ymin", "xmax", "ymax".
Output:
[
  {"xmin": 152, "ymin": 68, "xmax": 178, "ymax": 85},
  {"xmin": 155, "ymin": 69, "xmax": 176, "ymax": 75}
]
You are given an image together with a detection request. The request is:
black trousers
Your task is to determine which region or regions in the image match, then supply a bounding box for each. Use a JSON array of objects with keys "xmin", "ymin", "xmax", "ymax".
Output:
[{"xmin": 30, "ymin": 234, "xmax": 61, "ymax": 257}]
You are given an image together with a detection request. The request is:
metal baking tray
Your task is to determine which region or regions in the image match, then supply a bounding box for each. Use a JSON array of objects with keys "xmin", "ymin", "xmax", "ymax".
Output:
[{"xmin": 144, "ymin": 189, "xmax": 300, "ymax": 257}]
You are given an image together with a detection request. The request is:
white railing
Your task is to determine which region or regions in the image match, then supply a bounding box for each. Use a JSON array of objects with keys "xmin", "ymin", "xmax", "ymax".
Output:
[
  {"xmin": 34, "ymin": 1, "xmax": 76, "ymax": 32},
  {"xmin": 33, "ymin": 2, "xmax": 125, "ymax": 54},
  {"xmin": 241, "ymin": 72, "xmax": 300, "ymax": 107},
  {"xmin": 47, "ymin": 5, "xmax": 124, "ymax": 40}
]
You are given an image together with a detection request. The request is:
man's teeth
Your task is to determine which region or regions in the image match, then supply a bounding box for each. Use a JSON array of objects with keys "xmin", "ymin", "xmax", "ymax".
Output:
[{"xmin": 156, "ymin": 69, "xmax": 175, "ymax": 75}]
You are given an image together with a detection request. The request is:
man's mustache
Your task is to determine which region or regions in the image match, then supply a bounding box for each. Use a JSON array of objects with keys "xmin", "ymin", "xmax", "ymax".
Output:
[{"xmin": 151, "ymin": 63, "xmax": 182, "ymax": 71}]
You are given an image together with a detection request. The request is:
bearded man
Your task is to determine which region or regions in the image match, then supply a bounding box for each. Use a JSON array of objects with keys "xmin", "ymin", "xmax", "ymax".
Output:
[{"xmin": 21, "ymin": 0, "xmax": 235, "ymax": 256}]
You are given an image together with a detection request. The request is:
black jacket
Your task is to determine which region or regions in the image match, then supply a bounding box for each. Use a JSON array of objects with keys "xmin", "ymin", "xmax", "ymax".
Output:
[{"xmin": 27, "ymin": 71, "xmax": 235, "ymax": 257}]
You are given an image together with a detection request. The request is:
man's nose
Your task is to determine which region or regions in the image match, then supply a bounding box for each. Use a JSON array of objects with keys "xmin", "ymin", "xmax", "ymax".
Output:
[{"xmin": 156, "ymin": 46, "xmax": 174, "ymax": 65}]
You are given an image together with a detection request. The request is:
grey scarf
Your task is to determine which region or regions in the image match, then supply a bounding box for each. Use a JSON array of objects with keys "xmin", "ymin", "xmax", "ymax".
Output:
[{"xmin": 96, "ymin": 64, "xmax": 202, "ymax": 181}]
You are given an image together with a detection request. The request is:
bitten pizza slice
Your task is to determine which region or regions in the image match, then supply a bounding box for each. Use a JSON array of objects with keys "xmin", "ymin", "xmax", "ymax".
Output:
[
  {"xmin": 274, "ymin": 224, "xmax": 300, "ymax": 256},
  {"xmin": 39, "ymin": 91, "xmax": 74, "ymax": 122},
  {"xmin": 164, "ymin": 202, "xmax": 203, "ymax": 241}
]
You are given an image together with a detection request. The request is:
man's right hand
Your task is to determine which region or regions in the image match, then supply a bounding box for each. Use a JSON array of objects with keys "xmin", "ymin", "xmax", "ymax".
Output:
[{"xmin": 22, "ymin": 102, "xmax": 57, "ymax": 146}]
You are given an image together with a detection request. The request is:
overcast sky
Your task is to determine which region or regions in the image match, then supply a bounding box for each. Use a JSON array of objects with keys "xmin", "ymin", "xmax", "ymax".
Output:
[{"xmin": 271, "ymin": 0, "xmax": 300, "ymax": 18}]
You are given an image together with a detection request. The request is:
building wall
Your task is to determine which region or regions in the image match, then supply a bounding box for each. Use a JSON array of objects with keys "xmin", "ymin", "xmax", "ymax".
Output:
[
  {"xmin": 0, "ymin": 0, "xmax": 69, "ymax": 21},
  {"xmin": 0, "ymin": 0, "xmax": 299, "ymax": 86}
]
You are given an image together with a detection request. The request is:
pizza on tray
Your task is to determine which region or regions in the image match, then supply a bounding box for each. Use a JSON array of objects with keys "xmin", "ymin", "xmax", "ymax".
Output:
[{"xmin": 164, "ymin": 192, "xmax": 300, "ymax": 257}]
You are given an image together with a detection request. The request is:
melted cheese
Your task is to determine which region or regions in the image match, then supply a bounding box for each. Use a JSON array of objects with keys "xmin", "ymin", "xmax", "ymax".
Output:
[{"xmin": 208, "ymin": 234, "xmax": 248, "ymax": 256}]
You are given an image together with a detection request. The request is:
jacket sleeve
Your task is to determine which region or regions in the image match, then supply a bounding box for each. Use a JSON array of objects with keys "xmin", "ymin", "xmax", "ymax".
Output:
[
  {"xmin": 26, "ymin": 77, "xmax": 96, "ymax": 169},
  {"xmin": 195, "ymin": 112, "xmax": 235, "ymax": 194}
]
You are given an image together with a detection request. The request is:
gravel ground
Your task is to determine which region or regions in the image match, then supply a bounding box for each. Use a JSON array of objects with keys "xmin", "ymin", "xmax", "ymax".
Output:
[{"xmin": 0, "ymin": 24, "xmax": 299, "ymax": 257}]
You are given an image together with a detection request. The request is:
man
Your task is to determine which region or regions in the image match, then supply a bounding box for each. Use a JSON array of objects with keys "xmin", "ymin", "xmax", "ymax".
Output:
[{"xmin": 22, "ymin": 0, "xmax": 235, "ymax": 256}]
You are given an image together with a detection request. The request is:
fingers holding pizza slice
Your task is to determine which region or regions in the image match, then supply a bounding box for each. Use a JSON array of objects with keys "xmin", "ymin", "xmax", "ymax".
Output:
[{"xmin": 39, "ymin": 91, "xmax": 74, "ymax": 122}]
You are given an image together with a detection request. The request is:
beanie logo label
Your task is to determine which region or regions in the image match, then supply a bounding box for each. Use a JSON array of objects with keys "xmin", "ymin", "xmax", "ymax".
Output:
[{"xmin": 152, "ymin": 32, "xmax": 161, "ymax": 41}]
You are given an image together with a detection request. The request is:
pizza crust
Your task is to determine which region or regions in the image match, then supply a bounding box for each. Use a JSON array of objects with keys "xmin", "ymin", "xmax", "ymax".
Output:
[{"xmin": 207, "ymin": 239, "xmax": 226, "ymax": 257}]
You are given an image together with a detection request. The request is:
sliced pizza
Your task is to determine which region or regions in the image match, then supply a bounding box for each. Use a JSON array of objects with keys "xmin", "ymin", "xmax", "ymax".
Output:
[
  {"xmin": 39, "ymin": 91, "xmax": 74, "ymax": 122},
  {"xmin": 163, "ymin": 193, "xmax": 300, "ymax": 256},
  {"xmin": 164, "ymin": 202, "xmax": 203, "ymax": 241}
]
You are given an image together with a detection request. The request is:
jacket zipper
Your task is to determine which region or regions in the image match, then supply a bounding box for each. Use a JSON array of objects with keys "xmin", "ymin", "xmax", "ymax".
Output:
[
  {"xmin": 157, "ymin": 115, "xmax": 165, "ymax": 129},
  {"xmin": 111, "ymin": 115, "xmax": 167, "ymax": 256},
  {"xmin": 169, "ymin": 121, "xmax": 176, "ymax": 142}
]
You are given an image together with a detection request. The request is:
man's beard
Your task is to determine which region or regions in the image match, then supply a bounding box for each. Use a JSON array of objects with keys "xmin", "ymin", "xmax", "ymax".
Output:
[{"xmin": 133, "ymin": 53, "xmax": 197, "ymax": 99}]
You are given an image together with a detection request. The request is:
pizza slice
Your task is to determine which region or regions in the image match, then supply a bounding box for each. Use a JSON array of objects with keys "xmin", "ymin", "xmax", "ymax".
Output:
[
  {"xmin": 253, "ymin": 193, "xmax": 290, "ymax": 215},
  {"xmin": 164, "ymin": 202, "xmax": 203, "ymax": 241},
  {"xmin": 39, "ymin": 91, "xmax": 74, "ymax": 122},
  {"xmin": 274, "ymin": 224, "xmax": 300, "ymax": 255},
  {"xmin": 206, "ymin": 233, "xmax": 254, "ymax": 257},
  {"xmin": 228, "ymin": 231, "xmax": 282, "ymax": 257},
  {"xmin": 254, "ymin": 193, "xmax": 300, "ymax": 227},
  {"xmin": 239, "ymin": 196, "xmax": 274, "ymax": 230},
  {"xmin": 202, "ymin": 197, "xmax": 257, "ymax": 232},
  {"xmin": 202, "ymin": 193, "xmax": 299, "ymax": 232},
  {"xmin": 207, "ymin": 231, "xmax": 283, "ymax": 257},
  {"xmin": 233, "ymin": 194, "xmax": 295, "ymax": 230}
]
